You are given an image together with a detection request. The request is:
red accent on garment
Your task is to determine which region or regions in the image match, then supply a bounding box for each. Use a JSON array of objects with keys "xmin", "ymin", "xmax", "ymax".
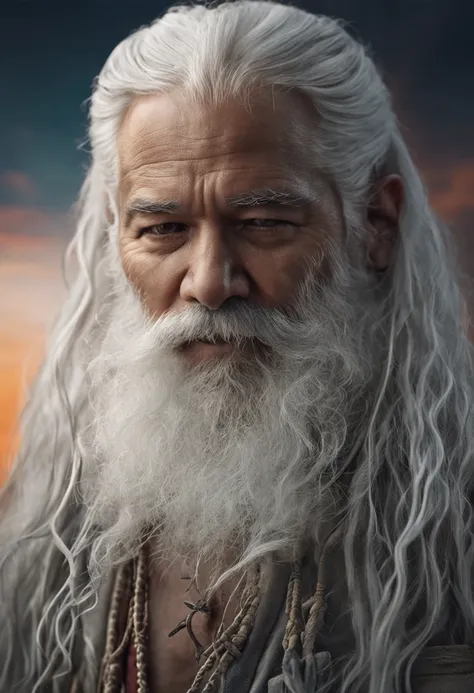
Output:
[{"xmin": 125, "ymin": 642, "xmax": 138, "ymax": 693}]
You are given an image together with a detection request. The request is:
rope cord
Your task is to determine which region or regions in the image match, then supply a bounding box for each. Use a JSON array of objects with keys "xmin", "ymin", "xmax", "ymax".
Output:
[
  {"xmin": 301, "ymin": 521, "xmax": 346, "ymax": 658},
  {"xmin": 100, "ymin": 560, "xmax": 134, "ymax": 693},
  {"xmin": 186, "ymin": 563, "xmax": 262, "ymax": 693},
  {"xmin": 96, "ymin": 523, "xmax": 345, "ymax": 693}
]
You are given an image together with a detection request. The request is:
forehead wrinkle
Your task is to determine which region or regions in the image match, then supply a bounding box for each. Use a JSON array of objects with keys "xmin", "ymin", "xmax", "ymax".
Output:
[
  {"xmin": 123, "ymin": 108, "xmax": 286, "ymax": 149},
  {"xmin": 121, "ymin": 145, "xmax": 294, "ymax": 174},
  {"xmin": 119, "ymin": 87, "xmax": 317, "ymax": 160},
  {"xmin": 120, "ymin": 163, "xmax": 304, "ymax": 201},
  {"xmin": 119, "ymin": 125, "xmax": 306, "ymax": 178},
  {"xmin": 124, "ymin": 129, "xmax": 227, "ymax": 156},
  {"xmin": 120, "ymin": 114, "xmax": 247, "ymax": 159}
]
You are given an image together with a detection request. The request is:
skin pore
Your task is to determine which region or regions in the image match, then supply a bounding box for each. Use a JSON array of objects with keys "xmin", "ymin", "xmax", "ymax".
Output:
[{"xmin": 115, "ymin": 89, "xmax": 403, "ymax": 692}]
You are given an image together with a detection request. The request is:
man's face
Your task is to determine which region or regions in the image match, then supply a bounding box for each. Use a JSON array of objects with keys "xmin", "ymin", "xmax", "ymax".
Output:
[
  {"xmin": 86, "ymin": 91, "xmax": 377, "ymax": 564},
  {"xmin": 117, "ymin": 89, "xmax": 343, "ymax": 364}
]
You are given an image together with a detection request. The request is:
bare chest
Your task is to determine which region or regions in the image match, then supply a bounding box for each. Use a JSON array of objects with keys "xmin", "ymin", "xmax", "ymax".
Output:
[{"xmin": 146, "ymin": 561, "xmax": 243, "ymax": 693}]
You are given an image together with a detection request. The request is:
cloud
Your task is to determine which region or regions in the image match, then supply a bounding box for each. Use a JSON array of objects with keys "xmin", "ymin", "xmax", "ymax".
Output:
[
  {"xmin": 0, "ymin": 328, "xmax": 45, "ymax": 480},
  {"xmin": 0, "ymin": 232, "xmax": 66, "ymax": 331},
  {"xmin": 0, "ymin": 205, "xmax": 72, "ymax": 238},
  {"xmin": 428, "ymin": 161, "xmax": 474, "ymax": 223},
  {"xmin": 0, "ymin": 171, "xmax": 37, "ymax": 197},
  {"xmin": 0, "ymin": 230, "xmax": 67, "ymax": 481},
  {"xmin": 421, "ymin": 160, "xmax": 474, "ymax": 277}
]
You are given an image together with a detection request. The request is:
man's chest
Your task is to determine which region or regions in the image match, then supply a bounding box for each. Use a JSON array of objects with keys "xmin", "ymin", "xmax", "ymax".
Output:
[{"xmin": 145, "ymin": 559, "xmax": 246, "ymax": 693}]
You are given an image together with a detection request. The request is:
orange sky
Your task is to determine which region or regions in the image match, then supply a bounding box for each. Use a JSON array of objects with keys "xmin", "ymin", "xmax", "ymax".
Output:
[
  {"xmin": 0, "ymin": 160, "xmax": 473, "ymax": 485},
  {"xmin": 0, "ymin": 228, "xmax": 66, "ymax": 485}
]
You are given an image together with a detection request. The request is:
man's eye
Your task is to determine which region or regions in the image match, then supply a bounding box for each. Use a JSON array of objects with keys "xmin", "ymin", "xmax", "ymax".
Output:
[
  {"xmin": 139, "ymin": 222, "xmax": 187, "ymax": 237},
  {"xmin": 244, "ymin": 219, "xmax": 294, "ymax": 229}
]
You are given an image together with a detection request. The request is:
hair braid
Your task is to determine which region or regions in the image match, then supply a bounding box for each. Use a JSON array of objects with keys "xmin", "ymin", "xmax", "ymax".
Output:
[
  {"xmin": 302, "ymin": 521, "xmax": 346, "ymax": 657},
  {"xmin": 283, "ymin": 560, "xmax": 304, "ymax": 654},
  {"xmin": 100, "ymin": 561, "xmax": 134, "ymax": 693},
  {"xmin": 133, "ymin": 545, "xmax": 150, "ymax": 693}
]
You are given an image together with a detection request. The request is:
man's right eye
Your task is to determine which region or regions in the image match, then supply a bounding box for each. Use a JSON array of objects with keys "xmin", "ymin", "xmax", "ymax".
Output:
[{"xmin": 138, "ymin": 222, "xmax": 188, "ymax": 237}]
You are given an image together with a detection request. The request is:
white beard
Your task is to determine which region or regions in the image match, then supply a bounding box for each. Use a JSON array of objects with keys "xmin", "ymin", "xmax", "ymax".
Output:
[{"xmin": 79, "ymin": 251, "xmax": 377, "ymax": 578}]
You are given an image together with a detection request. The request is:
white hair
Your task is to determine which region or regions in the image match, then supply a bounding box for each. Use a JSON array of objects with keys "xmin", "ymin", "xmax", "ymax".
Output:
[{"xmin": 1, "ymin": 2, "xmax": 474, "ymax": 692}]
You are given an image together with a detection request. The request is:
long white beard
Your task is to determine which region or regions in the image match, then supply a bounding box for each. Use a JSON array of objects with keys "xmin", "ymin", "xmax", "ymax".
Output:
[{"xmin": 79, "ymin": 252, "xmax": 377, "ymax": 577}]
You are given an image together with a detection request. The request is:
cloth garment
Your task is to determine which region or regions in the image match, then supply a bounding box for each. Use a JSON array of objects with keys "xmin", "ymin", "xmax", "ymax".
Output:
[{"xmin": 116, "ymin": 547, "xmax": 474, "ymax": 693}]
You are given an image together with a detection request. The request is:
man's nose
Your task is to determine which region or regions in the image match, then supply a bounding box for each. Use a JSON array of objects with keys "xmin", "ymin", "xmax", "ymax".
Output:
[{"xmin": 179, "ymin": 226, "xmax": 250, "ymax": 310}]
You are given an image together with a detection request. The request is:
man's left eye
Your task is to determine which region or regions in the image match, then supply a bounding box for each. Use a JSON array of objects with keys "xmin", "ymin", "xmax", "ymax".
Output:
[{"xmin": 244, "ymin": 219, "xmax": 294, "ymax": 228}]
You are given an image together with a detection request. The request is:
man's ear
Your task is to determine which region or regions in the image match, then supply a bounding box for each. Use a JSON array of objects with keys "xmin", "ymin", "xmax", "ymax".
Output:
[{"xmin": 365, "ymin": 174, "xmax": 404, "ymax": 272}]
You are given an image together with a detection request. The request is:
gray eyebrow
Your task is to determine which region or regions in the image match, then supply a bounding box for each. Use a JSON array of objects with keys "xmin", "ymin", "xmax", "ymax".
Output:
[
  {"xmin": 225, "ymin": 187, "xmax": 315, "ymax": 209},
  {"xmin": 125, "ymin": 186, "xmax": 315, "ymax": 226},
  {"xmin": 125, "ymin": 199, "xmax": 181, "ymax": 226}
]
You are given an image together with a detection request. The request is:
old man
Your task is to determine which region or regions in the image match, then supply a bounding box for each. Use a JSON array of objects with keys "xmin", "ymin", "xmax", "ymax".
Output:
[{"xmin": 1, "ymin": 1, "xmax": 474, "ymax": 692}]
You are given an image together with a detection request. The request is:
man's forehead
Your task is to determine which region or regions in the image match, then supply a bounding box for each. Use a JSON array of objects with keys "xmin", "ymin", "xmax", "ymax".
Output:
[
  {"xmin": 119, "ymin": 88, "xmax": 308, "ymax": 136},
  {"xmin": 118, "ymin": 90, "xmax": 313, "ymax": 177}
]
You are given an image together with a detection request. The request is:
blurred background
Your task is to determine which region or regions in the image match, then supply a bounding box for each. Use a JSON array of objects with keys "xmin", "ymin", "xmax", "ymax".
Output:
[{"xmin": 1, "ymin": 0, "xmax": 473, "ymax": 484}]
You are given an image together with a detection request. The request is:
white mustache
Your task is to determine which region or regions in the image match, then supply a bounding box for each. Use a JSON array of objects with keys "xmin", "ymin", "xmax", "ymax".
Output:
[{"xmin": 145, "ymin": 300, "xmax": 299, "ymax": 351}]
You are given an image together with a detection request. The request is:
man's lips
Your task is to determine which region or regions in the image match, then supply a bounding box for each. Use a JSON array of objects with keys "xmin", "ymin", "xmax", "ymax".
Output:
[
  {"xmin": 177, "ymin": 339, "xmax": 238, "ymax": 361},
  {"xmin": 175, "ymin": 337, "xmax": 270, "ymax": 364}
]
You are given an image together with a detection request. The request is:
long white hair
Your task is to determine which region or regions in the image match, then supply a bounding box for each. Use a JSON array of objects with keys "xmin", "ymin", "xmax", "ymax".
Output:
[{"xmin": 1, "ymin": 2, "xmax": 474, "ymax": 692}]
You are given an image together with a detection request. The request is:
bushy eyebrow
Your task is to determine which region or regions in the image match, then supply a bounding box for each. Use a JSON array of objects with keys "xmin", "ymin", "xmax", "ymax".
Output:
[
  {"xmin": 225, "ymin": 187, "xmax": 315, "ymax": 209},
  {"xmin": 124, "ymin": 186, "xmax": 315, "ymax": 226},
  {"xmin": 124, "ymin": 199, "xmax": 180, "ymax": 225}
]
